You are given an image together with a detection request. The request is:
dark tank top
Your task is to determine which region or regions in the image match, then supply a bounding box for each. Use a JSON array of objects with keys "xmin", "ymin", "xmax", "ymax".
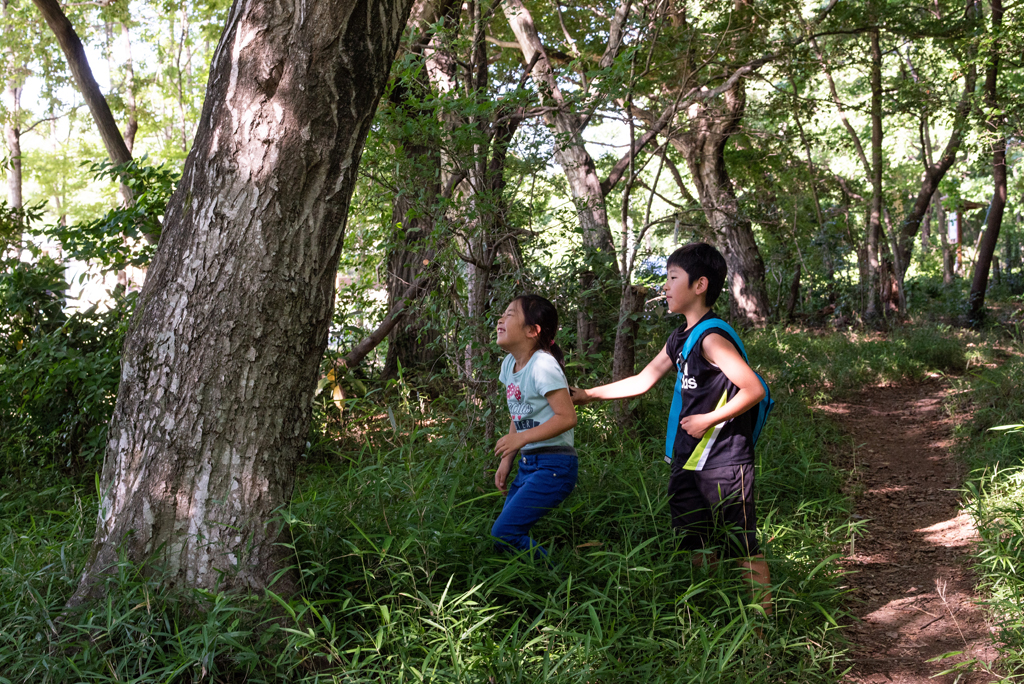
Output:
[{"xmin": 664, "ymin": 312, "xmax": 756, "ymax": 470}]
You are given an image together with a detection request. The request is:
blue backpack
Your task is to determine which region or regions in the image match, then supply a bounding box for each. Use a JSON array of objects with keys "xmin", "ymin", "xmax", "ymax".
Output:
[{"xmin": 663, "ymin": 319, "xmax": 774, "ymax": 464}]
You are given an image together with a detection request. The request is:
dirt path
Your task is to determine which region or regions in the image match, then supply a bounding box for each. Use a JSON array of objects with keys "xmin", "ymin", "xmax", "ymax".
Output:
[{"xmin": 815, "ymin": 379, "xmax": 1002, "ymax": 684}]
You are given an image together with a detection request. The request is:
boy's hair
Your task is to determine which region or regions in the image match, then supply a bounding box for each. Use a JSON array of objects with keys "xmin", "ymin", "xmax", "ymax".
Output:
[{"xmin": 667, "ymin": 242, "xmax": 728, "ymax": 307}]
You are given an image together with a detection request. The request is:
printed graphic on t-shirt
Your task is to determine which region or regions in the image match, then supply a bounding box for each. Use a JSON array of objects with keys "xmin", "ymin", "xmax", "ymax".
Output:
[
  {"xmin": 680, "ymin": 361, "xmax": 698, "ymax": 390},
  {"xmin": 507, "ymin": 382, "xmax": 538, "ymax": 430}
]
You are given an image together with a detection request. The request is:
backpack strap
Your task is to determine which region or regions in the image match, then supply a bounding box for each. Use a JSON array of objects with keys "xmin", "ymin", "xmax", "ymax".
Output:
[
  {"xmin": 664, "ymin": 319, "xmax": 747, "ymax": 462},
  {"xmin": 681, "ymin": 319, "xmax": 747, "ymax": 362}
]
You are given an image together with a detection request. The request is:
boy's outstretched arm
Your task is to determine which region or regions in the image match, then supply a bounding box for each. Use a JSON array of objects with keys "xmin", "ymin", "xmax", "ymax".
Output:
[
  {"xmin": 571, "ymin": 346, "xmax": 674, "ymax": 405},
  {"xmin": 678, "ymin": 333, "xmax": 765, "ymax": 439}
]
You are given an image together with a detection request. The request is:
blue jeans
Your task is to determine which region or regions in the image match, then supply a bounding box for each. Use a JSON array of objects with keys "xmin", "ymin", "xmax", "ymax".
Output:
[{"xmin": 491, "ymin": 450, "xmax": 578, "ymax": 557}]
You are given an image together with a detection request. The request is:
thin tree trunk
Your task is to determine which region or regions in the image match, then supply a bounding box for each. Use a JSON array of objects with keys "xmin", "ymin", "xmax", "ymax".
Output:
[
  {"xmin": 121, "ymin": 22, "xmax": 139, "ymax": 153},
  {"xmin": 72, "ymin": 0, "xmax": 415, "ymax": 604},
  {"xmin": 611, "ymin": 283, "xmax": 645, "ymax": 423},
  {"xmin": 937, "ymin": 196, "xmax": 953, "ymax": 283},
  {"xmin": 501, "ymin": 0, "xmax": 618, "ymax": 351},
  {"xmin": 865, "ymin": 28, "xmax": 883, "ymax": 321},
  {"xmin": 382, "ymin": 77, "xmax": 442, "ymax": 378},
  {"xmin": 785, "ymin": 263, "xmax": 801, "ymax": 321},
  {"xmin": 790, "ymin": 82, "xmax": 832, "ymax": 296},
  {"xmin": 31, "ymin": 0, "xmax": 132, "ymax": 167},
  {"xmin": 897, "ymin": 67, "xmax": 976, "ymax": 271},
  {"xmin": 3, "ymin": 84, "xmax": 21, "ymax": 209},
  {"xmin": 3, "ymin": 0, "xmax": 21, "ymax": 210},
  {"xmin": 343, "ymin": 276, "xmax": 431, "ymax": 370},
  {"xmin": 968, "ymin": 0, "xmax": 1005, "ymax": 325}
]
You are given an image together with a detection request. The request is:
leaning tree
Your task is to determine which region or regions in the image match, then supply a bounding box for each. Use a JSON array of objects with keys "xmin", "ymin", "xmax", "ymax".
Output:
[{"xmin": 71, "ymin": 0, "xmax": 416, "ymax": 604}]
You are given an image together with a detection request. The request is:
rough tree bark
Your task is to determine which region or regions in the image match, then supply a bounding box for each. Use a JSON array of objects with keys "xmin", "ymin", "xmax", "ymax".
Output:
[
  {"xmin": 665, "ymin": 0, "xmax": 770, "ymax": 326},
  {"xmin": 968, "ymin": 0, "xmax": 1005, "ymax": 325},
  {"xmin": 71, "ymin": 0, "xmax": 415, "ymax": 603}
]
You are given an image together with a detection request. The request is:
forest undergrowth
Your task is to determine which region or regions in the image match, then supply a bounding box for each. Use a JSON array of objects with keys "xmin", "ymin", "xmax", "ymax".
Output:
[
  {"xmin": 1, "ymin": 320, "xmax": 1006, "ymax": 683},
  {"xmin": 949, "ymin": 343, "xmax": 1024, "ymax": 679}
]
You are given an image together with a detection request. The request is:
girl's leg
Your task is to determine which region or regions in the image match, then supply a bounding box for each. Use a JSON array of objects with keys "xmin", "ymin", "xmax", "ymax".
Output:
[{"xmin": 491, "ymin": 453, "xmax": 577, "ymax": 557}]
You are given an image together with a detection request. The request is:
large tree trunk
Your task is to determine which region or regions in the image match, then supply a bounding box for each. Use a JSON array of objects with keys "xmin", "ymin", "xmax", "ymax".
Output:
[
  {"xmin": 968, "ymin": 0, "xmax": 1005, "ymax": 325},
  {"xmin": 72, "ymin": 0, "xmax": 414, "ymax": 604},
  {"xmin": 662, "ymin": 0, "xmax": 769, "ymax": 326},
  {"xmin": 670, "ymin": 75, "xmax": 769, "ymax": 325},
  {"xmin": 679, "ymin": 133, "xmax": 769, "ymax": 325}
]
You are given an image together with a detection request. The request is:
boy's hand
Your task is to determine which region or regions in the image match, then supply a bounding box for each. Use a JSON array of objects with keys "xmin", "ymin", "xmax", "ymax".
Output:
[
  {"xmin": 680, "ymin": 413, "xmax": 716, "ymax": 439},
  {"xmin": 569, "ymin": 387, "xmax": 591, "ymax": 405},
  {"xmin": 494, "ymin": 432, "xmax": 524, "ymax": 461},
  {"xmin": 495, "ymin": 456, "xmax": 514, "ymax": 495}
]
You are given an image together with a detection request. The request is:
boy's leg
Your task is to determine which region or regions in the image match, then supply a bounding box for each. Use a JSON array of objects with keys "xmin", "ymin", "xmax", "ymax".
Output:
[
  {"xmin": 667, "ymin": 466, "xmax": 715, "ymax": 563},
  {"xmin": 491, "ymin": 453, "xmax": 577, "ymax": 557},
  {"xmin": 739, "ymin": 555, "xmax": 772, "ymax": 617},
  {"xmin": 695, "ymin": 464, "xmax": 773, "ymax": 615}
]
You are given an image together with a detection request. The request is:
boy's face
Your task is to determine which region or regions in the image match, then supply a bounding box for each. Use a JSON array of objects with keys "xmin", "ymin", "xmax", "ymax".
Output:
[{"xmin": 664, "ymin": 265, "xmax": 707, "ymax": 314}]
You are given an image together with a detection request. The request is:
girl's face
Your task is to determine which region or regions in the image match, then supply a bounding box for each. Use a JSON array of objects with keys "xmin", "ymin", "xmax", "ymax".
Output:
[{"xmin": 496, "ymin": 300, "xmax": 540, "ymax": 351}]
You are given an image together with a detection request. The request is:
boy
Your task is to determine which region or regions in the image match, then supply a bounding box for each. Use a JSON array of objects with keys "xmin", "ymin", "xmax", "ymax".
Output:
[{"xmin": 572, "ymin": 243, "xmax": 771, "ymax": 613}]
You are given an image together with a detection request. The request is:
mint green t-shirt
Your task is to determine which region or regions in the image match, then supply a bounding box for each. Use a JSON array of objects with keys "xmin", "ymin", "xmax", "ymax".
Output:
[{"xmin": 499, "ymin": 351, "xmax": 574, "ymax": 451}]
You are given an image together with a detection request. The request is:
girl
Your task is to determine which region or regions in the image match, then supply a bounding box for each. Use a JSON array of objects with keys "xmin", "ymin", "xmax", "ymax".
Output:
[{"xmin": 492, "ymin": 295, "xmax": 578, "ymax": 559}]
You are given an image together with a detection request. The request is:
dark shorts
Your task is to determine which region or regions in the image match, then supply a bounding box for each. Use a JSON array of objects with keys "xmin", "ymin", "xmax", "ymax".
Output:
[{"xmin": 667, "ymin": 463, "xmax": 760, "ymax": 559}]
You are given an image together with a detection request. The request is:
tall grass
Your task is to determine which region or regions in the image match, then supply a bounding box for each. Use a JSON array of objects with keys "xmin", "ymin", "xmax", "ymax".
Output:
[
  {"xmin": 5, "ymin": 319, "xmax": 987, "ymax": 682},
  {"xmin": 0, "ymin": 369, "xmax": 858, "ymax": 682},
  {"xmin": 951, "ymin": 354, "xmax": 1024, "ymax": 677},
  {"xmin": 745, "ymin": 324, "xmax": 989, "ymax": 400}
]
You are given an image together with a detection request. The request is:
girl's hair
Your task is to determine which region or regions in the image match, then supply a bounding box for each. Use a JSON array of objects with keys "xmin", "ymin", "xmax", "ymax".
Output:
[{"xmin": 513, "ymin": 294, "xmax": 566, "ymax": 370}]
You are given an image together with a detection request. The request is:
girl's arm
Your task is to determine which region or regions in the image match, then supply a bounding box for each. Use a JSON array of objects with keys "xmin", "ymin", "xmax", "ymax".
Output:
[
  {"xmin": 572, "ymin": 346, "xmax": 675, "ymax": 405},
  {"xmin": 679, "ymin": 333, "xmax": 765, "ymax": 438},
  {"xmin": 495, "ymin": 420, "xmax": 517, "ymax": 494},
  {"xmin": 494, "ymin": 388, "xmax": 577, "ymax": 461}
]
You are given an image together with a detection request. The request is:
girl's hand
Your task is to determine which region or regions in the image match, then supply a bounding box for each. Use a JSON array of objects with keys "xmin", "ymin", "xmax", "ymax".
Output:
[
  {"xmin": 494, "ymin": 433, "xmax": 524, "ymax": 461},
  {"xmin": 494, "ymin": 456, "xmax": 514, "ymax": 495},
  {"xmin": 680, "ymin": 413, "xmax": 715, "ymax": 439}
]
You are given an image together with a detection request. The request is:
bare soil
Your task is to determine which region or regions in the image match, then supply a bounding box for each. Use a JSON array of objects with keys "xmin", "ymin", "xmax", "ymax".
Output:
[{"xmin": 815, "ymin": 379, "xmax": 1003, "ymax": 684}]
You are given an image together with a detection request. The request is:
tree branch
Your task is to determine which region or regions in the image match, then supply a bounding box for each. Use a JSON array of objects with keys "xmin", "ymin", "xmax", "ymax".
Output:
[
  {"xmin": 599, "ymin": 0, "xmax": 632, "ymax": 68},
  {"xmin": 339, "ymin": 275, "xmax": 432, "ymax": 370},
  {"xmin": 600, "ymin": 101, "xmax": 677, "ymax": 196}
]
